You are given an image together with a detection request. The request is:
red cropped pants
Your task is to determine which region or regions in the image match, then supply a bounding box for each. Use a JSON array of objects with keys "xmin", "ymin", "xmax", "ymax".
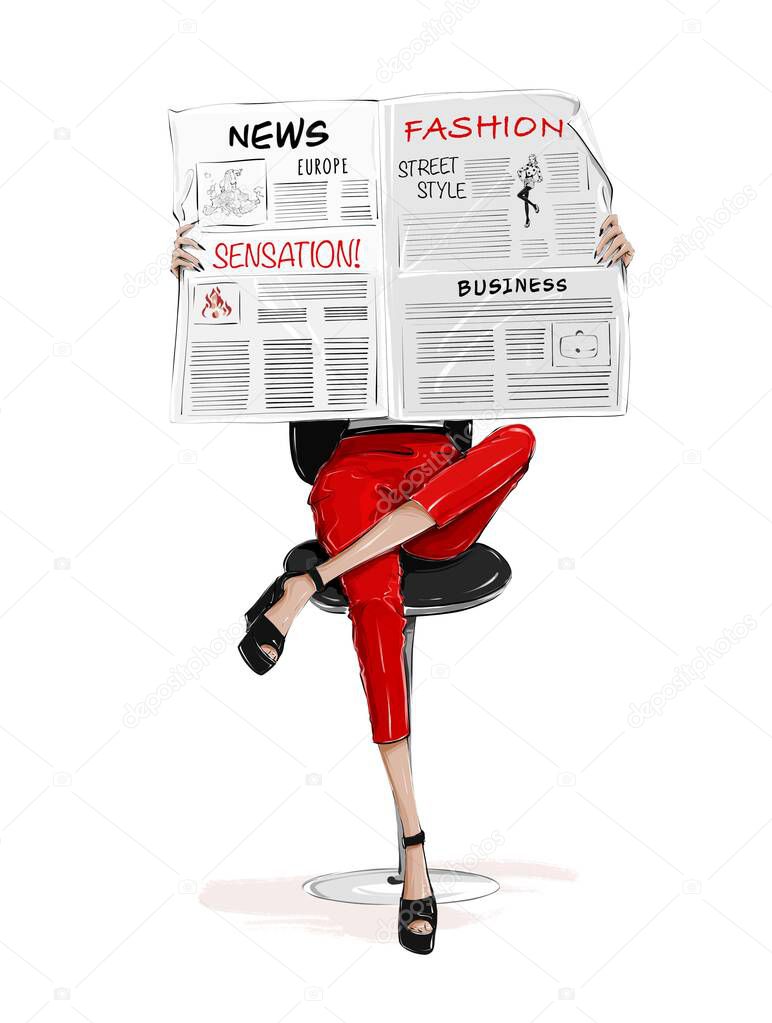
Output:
[{"xmin": 309, "ymin": 424, "xmax": 536, "ymax": 743}]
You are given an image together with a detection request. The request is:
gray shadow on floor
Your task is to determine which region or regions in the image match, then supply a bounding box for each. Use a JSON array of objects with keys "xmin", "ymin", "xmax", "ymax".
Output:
[{"xmin": 199, "ymin": 860, "xmax": 575, "ymax": 941}]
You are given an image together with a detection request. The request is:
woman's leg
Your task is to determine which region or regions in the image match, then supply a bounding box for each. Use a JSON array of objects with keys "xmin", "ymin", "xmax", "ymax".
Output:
[
  {"xmin": 257, "ymin": 500, "xmax": 436, "ymax": 659},
  {"xmin": 260, "ymin": 424, "xmax": 535, "ymax": 656},
  {"xmin": 338, "ymin": 552, "xmax": 411, "ymax": 745},
  {"xmin": 312, "ymin": 480, "xmax": 433, "ymax": 936},
  {"xmin": 321, "ymin": 423, "xmax": 534, "ymax": 579},
  {"xmin": 517, "ymin": 185, "xmax": 531, "ymax": 225},
  {"xmin": 379, "ymin": 738, "xmax": 433, "ymax": 936},
  {"xmin": 255, "ymin": 501, "xmax": 433, "ymax": 661}
]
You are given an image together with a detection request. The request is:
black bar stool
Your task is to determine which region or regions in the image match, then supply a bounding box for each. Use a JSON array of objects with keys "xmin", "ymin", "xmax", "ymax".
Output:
[{"xmin": 286, "ymin": 421, "xmax": 511, "ymax": 906}]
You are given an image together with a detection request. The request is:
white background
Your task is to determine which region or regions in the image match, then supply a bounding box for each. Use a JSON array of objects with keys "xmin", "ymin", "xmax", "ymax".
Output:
[{"xmin": 2, "ymin": 1, "xmax": 772, "ymax": 1020}]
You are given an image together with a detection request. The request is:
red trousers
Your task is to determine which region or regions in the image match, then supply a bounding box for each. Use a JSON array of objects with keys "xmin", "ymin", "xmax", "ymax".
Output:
[{"xmin": 309, "ymin": 424, "xmax": 536, "ymax": 743}]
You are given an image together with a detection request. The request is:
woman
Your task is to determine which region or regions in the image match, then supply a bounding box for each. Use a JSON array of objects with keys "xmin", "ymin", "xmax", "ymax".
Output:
[
  {"xmin": 172, "ymin": 214, "xmax": 634, "ymax": 954},
  {"xmin": 517, "ymin": 153, "xmax": 543, "ymax": 228}
]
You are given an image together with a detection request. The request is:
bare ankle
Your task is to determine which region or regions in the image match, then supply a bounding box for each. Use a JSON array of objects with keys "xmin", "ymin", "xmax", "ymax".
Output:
[{"xmin": 284, "ymin": 574, "xmax": 314, "ymax": 606}]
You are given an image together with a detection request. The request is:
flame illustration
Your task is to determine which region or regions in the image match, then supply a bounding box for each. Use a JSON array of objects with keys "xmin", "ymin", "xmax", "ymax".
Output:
[{"xmin": 202, "ymin": 286, "xmax": 233, "ymax": 319}]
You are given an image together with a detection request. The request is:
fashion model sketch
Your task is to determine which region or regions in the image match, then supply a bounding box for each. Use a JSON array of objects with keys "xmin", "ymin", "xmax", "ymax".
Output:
[
  {"xmin": 517, "ymin": 153, "xmax": 542, "ymax": 228},
  {"xmin": 171, "ymin": 214, "xmax": 634, "ymax": 954}
]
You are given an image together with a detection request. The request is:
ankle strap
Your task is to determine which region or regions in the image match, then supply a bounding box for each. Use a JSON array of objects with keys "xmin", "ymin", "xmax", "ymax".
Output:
[
  {"xmin": 308, "ymin": 565, "xmax": 325, "ymax": 592},
  {"xmin": 402, "ymin": 829, "xmax": 425, "ymax": 848}
]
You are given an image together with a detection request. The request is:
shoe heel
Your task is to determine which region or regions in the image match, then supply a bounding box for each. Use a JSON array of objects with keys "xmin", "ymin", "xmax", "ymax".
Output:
[{"xmin": 240, "ymin": 567, "xmax": 327, "ymax": 675}]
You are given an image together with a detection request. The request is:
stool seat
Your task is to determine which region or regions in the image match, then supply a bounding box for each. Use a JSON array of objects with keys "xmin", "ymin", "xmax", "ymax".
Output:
[{"xmin": 284, "ymin": 540, "xmax": 511, "ymax": 616}]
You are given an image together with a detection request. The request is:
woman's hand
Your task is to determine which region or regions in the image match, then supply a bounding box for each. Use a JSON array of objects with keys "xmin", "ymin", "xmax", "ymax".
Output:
[
  {"xmin": 595, "ymin": 214, "xmax": 634, "ymax": 267},
  {"xmin": 170, "ymin": 223, "xmax": 205, "ymax": 278}
]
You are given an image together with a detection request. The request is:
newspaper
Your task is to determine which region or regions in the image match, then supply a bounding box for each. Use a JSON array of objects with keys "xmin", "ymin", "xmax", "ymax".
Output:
[{"xmin": 169, "ymin": 91, "xmax": 629, "ymax": 423}]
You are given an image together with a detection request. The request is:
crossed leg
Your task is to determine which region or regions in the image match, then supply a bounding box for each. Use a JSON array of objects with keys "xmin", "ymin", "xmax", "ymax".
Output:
[{"xmin": 261, "ymin": 424, "xmax": 536, "ymax": 665}]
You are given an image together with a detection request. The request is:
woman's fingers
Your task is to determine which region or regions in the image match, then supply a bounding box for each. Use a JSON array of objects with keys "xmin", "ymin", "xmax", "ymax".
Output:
[
  {"xmin": 173, "ymin": 243, "xmax": 202, "ymax": 261},
  {"xmin": 595, "ymin": 223, "xmax": 622, "ymax": 259},
  {"xmin": 170, "ymin": 222, "xmax": 205, "ymax": 276},
  {"xmin": 171, "ymin": 251, "xmax": 203, "ymax": 277},
  {"xmin": 173, "ymin": 251, "xmax": 203, "ymax": 270},
  {"xmin": 171, "ymin": 263, "xmax": 202, "ymax": 279},
  {"xmin": 178, "ymin": 235, "xmax": 205, "ymax": 251},
  {"xmin": 175, "ymin": 223, "xmax": 205, "ymax": 249},
  {"xmin": 609, "ymin": 241, "xmax": 634, "ymax": 266},
  {"xmin": 596, "ymin": 223, "xmax": 621, "ymax": 251},
  {"xmin": 603, "ymin": 237, "xmax": 634, "ymax": 266},
  {"xmin": 174, "ymin": 248, "xmax": 202, "ymax": 263},
  {"xmin": 596, "ymin": 214, "xmax": 635, "ymax": 266}
]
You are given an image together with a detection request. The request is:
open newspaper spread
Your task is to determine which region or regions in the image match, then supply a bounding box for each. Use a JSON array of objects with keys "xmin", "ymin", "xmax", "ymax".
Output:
[{"xmin": 169, "ymin": 91, "xmax": 629, "ymax": 423}]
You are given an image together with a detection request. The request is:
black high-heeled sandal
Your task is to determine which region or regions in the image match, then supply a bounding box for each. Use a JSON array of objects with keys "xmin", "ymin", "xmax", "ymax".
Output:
[
  {"xmin": 398, "ymin": 829, "xmax": 437, "ymax": 955},
  {"xmin": 238, "ymin": 565, "xmax": 325, "ymax": 675}
]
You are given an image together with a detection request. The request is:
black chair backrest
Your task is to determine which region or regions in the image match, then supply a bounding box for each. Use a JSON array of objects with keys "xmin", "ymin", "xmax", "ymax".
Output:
[{"xmin": 289, "ymin": 420, "xmax": 473, "ymax": 485}]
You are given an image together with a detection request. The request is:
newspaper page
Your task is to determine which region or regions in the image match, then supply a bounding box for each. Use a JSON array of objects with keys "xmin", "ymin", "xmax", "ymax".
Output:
[
  {"xmin": 380, "ymin": 90, "xmax": 630, "ymax": 420},
  {"xmin": 169, "ymin": 101, "xmax": 386, "ymax": 422}
]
